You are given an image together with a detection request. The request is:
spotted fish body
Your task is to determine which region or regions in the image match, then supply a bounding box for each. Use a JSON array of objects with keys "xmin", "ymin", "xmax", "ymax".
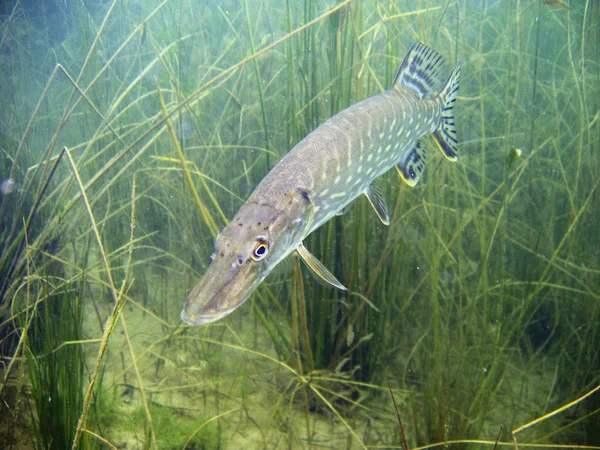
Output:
[{"xmin": 182, "ymin": 42, "xmax": 461, "ymax": 325}]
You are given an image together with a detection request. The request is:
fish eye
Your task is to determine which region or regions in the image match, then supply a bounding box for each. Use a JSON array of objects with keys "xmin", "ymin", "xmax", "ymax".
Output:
[{"xmin": 251, "ymin": 239, "xmax": 269, "ymax": 261}]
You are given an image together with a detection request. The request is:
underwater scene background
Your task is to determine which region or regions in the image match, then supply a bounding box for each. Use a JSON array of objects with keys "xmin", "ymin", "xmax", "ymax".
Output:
[{"xmin": 0, "ymin": 0, "xmax": 598, "ymax": 448}]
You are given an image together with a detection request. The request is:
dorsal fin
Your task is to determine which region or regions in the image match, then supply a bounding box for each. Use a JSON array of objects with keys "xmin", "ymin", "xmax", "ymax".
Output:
[{"xmin": 391, "ymin": 42, "xmax": 446, "ymax": 99}]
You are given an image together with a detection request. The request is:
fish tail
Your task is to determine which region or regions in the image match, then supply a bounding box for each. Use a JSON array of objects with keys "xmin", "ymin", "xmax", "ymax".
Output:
[{"xmin": 433, "ymin": 62, "xmax": 461, "ymax": 161}]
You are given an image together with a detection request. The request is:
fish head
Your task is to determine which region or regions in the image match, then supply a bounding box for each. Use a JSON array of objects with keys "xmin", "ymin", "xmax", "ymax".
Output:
[{"xmin": 181, "ymin": 190, "xmax": 309, "ymax": 325}]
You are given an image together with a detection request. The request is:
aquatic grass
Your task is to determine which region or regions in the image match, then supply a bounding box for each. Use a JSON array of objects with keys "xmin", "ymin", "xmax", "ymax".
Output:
[
  {"xmin": 24, "ymin": 281, "xmax": 90, "ymax": 450},
  {"xmin": 0, "ymin": 0, "xmax": 598, "ymax": 448},
  {"xmin": 175, "ymin": 331, "xmax": 382, "ymax": 449},
  {"xmin": 63, "ymin": 150, "xmax": 151, "ymax": 449},
  {"xmin": 156, "ymin": 84, "xmax": 220, "ymax": 237},
  {"xmin": 243, "ymin": 0, "xmax": 272, "ymax": 168}
]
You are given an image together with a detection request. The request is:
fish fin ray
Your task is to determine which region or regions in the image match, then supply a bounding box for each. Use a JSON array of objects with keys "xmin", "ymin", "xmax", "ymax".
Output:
[
  {"xmin": 433, "ymin": 61, "xmax": 461, "ymax": 161},
  {"xmin": 364, "ymin": 185, "xmax": 390, "ymax": 225},
  {"xmin": 396, "ymin": 139, "xmax": 428, "ymax": 187},
  {"xmin": 392, "ymin": 42, "xmax": 446, "ymax": 99},
  {"xmin": 296, "ymin": 243, "xmax": 347, "ymax": 290}
]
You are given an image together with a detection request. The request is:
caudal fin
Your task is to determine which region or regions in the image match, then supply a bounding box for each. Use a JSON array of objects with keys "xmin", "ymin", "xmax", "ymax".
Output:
[{"xmin": 433, "ymin": 62, "xmax": 461, "ymax": 161}]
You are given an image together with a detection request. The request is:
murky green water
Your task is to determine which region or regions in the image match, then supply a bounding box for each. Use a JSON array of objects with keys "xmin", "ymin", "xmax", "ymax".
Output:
[{"xmin": 1, "ymin": 0, "xmax": 598, "ymax": 448}]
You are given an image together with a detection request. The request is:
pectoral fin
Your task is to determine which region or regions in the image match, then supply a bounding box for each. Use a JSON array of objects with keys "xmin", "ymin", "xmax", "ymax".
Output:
[
  {"xmin": 364, "ymin": 185, "xmax": 390, "ymax": 225},
  {"xmin": 296, "ymin": 243, "xmax": 347, "ymax": 290}
]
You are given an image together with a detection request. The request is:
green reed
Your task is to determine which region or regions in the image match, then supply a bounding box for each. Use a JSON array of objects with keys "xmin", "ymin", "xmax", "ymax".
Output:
[{"xmin": 25, "ymin": 283, "xmax": 91, "ymax": 450}]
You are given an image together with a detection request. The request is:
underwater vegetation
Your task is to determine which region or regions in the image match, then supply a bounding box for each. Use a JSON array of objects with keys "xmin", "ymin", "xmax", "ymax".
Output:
[{"xmin": 0, "ymin": 0, "xmax": 599, "ymax": 449}]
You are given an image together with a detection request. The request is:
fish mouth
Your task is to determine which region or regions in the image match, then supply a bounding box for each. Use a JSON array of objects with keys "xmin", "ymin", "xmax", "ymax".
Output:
[
  {"xmin": 180, "ymin": 307, "xmax": 233, "ymax": 326},
  {"xmin": 181, "ymin": 259, "xmax": 262, "ymax": 326}
]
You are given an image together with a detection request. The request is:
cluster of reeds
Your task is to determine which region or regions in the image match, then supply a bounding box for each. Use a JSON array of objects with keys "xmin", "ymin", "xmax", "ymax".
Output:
[
  {"xmin": 0, "ymin": 0, "xmax": 598, "ymax": 449},
  {"xmin": 24, "ymin": 283, "xmax": 90, "ymax": 449}
]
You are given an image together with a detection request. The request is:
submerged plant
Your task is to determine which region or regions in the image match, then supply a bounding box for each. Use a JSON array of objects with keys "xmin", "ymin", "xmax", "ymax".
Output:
[
  {"xmin": 25, "ymin": 284, "xmax": 90, "ymax": 449},
  {"xmin": 0, "ymin": 0, "xmax": 598, "ymax": 449}
]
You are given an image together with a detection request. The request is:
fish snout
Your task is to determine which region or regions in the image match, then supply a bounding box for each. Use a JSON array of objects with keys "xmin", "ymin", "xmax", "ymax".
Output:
[
  {"xmin": 181, "ymin": 274, "xmax": 233, "ymax": 325},
  {"xmin": 180, "ymin": 300, "xmax": 232, "ymax": 325},
  {"xmin": 181, "ymin": 258, "xmax": 261, "ymax": 326}
]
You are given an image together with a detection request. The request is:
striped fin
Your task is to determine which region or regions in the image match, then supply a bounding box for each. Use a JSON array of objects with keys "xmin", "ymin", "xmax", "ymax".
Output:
[
  {"xmin": 364, "ymin": 185, "xmax": 390, "ymax": 225},
  {"xmin": 391, "ymin": 42, "xmax": 446, "ymax": 100},
  {"xmin": 396, "ymin": 139, "xmax": 428, "ymax": 187},
  {"xmin": 296, "ymin": 243, "xmax": 347, "ymax": 291},
  {"xmin": 433, "ymin": 62, "xmax": 461, "ymax": 161}
]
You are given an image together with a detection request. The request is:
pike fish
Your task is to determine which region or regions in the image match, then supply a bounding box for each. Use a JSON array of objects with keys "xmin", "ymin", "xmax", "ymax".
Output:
[{"xmin": 182, "ymin": 42, "xmax": 461, "ymax": 325}]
